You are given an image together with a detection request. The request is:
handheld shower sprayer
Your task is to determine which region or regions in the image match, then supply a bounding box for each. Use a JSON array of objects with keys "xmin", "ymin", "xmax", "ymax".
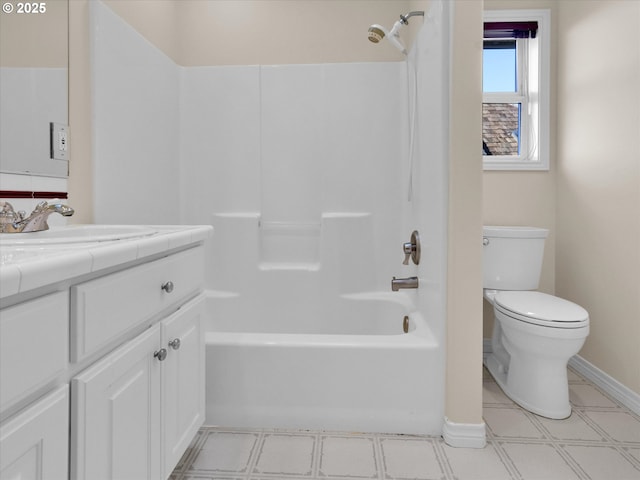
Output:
[
  {"xmin": 367, "ymin": 22, "xmax": 406, "ymax": 54},
  {"xmin": 367, "ymin": 11, "xmax": 424, "ymax": 55},
  {"xmin": 367, "ymin": 25, "xmax": 386, "ymax": 43}
]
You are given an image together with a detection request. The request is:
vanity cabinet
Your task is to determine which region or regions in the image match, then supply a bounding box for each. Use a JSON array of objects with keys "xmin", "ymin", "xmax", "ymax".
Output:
[
  {"xmin": 71, "ymin": 324, "xmax": 163, "ymax": 480},
  {"xmin": 0, "ymin": 228, "xmax": 211, "ymax": 480},
  {"xmin": 0, "ymin": 292, "xmax": 70, "ymax": 480},
  {"xmin": 70, "ymin": 246, "xmax": 204, "ymax": 363},
  {"xmin": 0, "ymin": 385, "xmax": 69, "ymax": 480},
  {"xmin": 161, "ymin": 297, "xmax": 205, "ymax": 476},
  {"xmin": 0, "ymin": 291, "xmax": 68, "ymax": 414},
  {"xmin": 71, "ymin": 295, "xmax": 205, "ymax": 480}
]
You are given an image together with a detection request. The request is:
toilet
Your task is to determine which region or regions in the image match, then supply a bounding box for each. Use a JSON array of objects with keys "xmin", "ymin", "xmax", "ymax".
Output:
[{"xmin": 483, "ymin": 226, "xmax": 589, "ymax": 419}]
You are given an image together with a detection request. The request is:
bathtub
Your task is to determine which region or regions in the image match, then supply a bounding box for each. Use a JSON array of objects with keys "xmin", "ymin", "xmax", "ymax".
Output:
[{"xmin": 204, "ymin": 289, "xmax": 443, "ymax": 435}]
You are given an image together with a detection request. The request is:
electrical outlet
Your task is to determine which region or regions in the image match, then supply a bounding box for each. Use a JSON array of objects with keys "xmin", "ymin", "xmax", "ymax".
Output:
[{"xmin": 50, "ymin": 122, "xmax": 69, "ymax": 161}]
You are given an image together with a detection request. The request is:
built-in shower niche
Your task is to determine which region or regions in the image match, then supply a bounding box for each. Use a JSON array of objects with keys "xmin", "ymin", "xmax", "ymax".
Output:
[
  {"xmin": 210, "ymin": 212, "xmax": 379, "ymax": 300},
  {"xmin": 259, "ymin": 221, "xmax": 321, "ymax": 270}
]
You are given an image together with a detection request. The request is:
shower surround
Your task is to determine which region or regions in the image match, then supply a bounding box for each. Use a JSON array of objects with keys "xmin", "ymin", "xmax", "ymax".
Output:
[{"xmin": 91, "ymin": 0, "xmax": 448, "ymax": 435}]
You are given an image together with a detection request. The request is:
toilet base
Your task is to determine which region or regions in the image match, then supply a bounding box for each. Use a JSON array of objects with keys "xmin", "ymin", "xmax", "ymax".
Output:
[{"xmin": 485, "ymin": 353, "xmax": 572, "ymax": 419}]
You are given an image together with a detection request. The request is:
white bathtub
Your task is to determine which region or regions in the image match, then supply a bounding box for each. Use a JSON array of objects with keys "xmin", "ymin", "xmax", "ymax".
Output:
[{"xmin": 204, "ymin": 289, "xmax": 443, "ymax": 435}]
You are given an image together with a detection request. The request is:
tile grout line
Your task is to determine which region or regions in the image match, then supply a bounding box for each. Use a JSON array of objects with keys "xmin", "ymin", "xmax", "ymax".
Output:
[
  {"xmin": 312, "ymin": 431, "xmax": 321, "ymax": 478},
  {"xmin": 481, "ymin": 368, "xmax": 638, "ymax": 480},
  {"xmin": 246, "ymin": 430, "xmax": 264, "ymax": 479},
  {"xmin": 175, "ymin": 428, "xmax": 209, "ymax": 480},
  {"xmin": 489, "ymin": 439, "xmax": 527, "ymax": 480},
  {"xmin": 484, "ymin": 401, "xmax": 639, "ymax": 480},
  {"xmin": 431, "ymin": 438, "xmax": 457, "ymax": 480}
]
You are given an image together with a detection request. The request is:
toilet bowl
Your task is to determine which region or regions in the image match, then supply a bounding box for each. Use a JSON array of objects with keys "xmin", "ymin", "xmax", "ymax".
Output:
[
  {"xmin": 484, "ymin": 289, "xmax": 589, "ymax": 418},
  {"xmin": 483, "ymin": 226, "xmax": 590, "ymax": 419}
]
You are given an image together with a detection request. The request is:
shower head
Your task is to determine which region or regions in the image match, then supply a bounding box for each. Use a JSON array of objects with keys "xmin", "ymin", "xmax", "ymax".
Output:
[
  {"xmin": 367, "ymin": 24, "xmax": 386, "ymax": 44},
  {"xmin": 367, "ymin": 21, "xmax": 406, "ymax": 54},
  {"xmin": 367, "ymin": 11, "xmax": 424, "ymax": 55}
]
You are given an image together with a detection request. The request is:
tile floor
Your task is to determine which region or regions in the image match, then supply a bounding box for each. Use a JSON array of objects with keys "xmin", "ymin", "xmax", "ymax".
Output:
[{"xmin": 171, "ymin": 367, "xmax": 640, "ymax": 480}]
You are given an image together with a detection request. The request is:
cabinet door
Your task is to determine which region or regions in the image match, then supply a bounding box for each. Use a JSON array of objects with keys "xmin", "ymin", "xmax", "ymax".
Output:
[
  {"xmin": 71, "ymin": 325, "xmax": 162, "ymax": 480},
  {"xmin": 162, "ymin": 295, "xmax": 205, "ymax": 477},
  {"xmin": 0, "ymin": 385, "xmax": 69, "ymax": 480}
]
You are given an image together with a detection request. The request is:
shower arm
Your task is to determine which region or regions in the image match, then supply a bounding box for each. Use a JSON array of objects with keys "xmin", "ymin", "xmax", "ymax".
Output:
[{"xmin": 400, "ymin": 11, "xmax": 425, "ymax": 25}]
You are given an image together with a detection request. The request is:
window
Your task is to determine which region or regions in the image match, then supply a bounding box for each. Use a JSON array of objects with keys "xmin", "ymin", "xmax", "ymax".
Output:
[{"xmin": 483, "ymin": 10, "xmax": 550, "ymax": 171}]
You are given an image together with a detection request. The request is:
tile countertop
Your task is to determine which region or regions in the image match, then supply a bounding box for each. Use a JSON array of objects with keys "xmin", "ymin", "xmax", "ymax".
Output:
[{"xmin": 0, "ymin": 225, "xmax": 213, "ymax": 300}]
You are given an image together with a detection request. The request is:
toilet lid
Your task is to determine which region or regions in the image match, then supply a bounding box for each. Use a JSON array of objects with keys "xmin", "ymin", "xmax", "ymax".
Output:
[{"xmin": 494, "ymin": 291, "xmax": 589, "ymax": 328}]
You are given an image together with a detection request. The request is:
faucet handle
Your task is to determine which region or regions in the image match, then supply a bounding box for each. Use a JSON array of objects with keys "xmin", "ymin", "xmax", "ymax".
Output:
[
  {"xmin": 31, "ymin": 201, "xmax": 49, "ymax": 214},
  {"xmin": 0, "ymin": 202, "xmax": 22, "ymax": 223},
  {"xmin": 0, "ymin": 201, "xmax": 16, "ymax": 215},
  {"xmin": 402, "ymin": 243, "xmax": 413, "ymax": 265},
  {"xmin": 401, "ymin": 230, "xmax": 421, "ymax": 265}
]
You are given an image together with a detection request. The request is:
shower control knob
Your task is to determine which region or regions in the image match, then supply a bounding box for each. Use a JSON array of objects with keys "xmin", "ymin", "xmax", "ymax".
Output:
[
  {"xmin": 403, "ymin": 243, "xmax": 413, "ymax": 265},
  {"xmin": 402, "ymin": 231, "xmax": 421, "ymax": 265},
  {"xmin": 168, "ymin": 338, "xmax": 181, "ymax": 350},
  {"xmin": 161, "ymin": 281, "xmax": 174, "ymax": 293},
  {"xmin": 154, "ymin": 348, "xmax": 167, "ymax": 361}
]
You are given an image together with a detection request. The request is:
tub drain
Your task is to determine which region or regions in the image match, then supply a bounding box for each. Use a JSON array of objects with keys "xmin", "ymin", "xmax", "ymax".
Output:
[{"xmin": 403, "ymin": 315, "xmax": 409, "ymax": 333}]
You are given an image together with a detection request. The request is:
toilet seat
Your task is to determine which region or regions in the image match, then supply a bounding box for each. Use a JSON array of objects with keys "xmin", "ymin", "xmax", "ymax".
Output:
[{"xmin": 494, "ymin": 291, "xmax": 589, "ymax": 329}]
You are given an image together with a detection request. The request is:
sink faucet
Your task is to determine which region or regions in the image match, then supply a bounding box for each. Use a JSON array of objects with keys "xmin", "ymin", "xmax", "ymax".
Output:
[
  {"xmin": 0, "ymin": 201, "xmax": 74, "ymax": 233},
  {"xmin": 391, "ymin": 276, "xmax": 419, "ymax": 291}
]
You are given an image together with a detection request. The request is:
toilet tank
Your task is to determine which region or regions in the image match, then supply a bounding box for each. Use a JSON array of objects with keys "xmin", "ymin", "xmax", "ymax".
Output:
[{"xmin": 483, "ymin": 226, "xmax": 549, "ymax": 290}]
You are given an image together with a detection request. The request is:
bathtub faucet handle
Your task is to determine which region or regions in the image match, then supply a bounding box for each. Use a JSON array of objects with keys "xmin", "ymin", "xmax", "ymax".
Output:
[
  {"xmin": 402, "ymin": 230, "xmax": 421, "ymax": 265},
  {"xmin": 402, "ymin": 243, "xmax": 412, "ymax": 265}
]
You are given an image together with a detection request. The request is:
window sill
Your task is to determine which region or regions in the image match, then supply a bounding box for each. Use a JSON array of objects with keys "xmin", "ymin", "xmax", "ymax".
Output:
[{"xmin": 483, "ymin": 158, "xmax": 549, "ymax": 171}]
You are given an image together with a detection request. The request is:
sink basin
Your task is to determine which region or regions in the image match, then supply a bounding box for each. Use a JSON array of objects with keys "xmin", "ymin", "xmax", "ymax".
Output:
[{"xmin": 0, "ymin": 225, "xmax": 158, "ymax": 246}]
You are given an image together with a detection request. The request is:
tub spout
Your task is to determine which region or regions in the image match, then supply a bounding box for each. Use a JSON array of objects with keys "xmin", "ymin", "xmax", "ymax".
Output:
[{"xmin": 391, "ymin": 276, "xmax": 419, "ymax": 291}]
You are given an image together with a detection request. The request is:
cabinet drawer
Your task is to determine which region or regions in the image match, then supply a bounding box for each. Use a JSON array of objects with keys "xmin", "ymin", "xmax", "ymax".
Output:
[
  {"xmin": 0, "ymin": 292, "xmax": 68, "ymax": 412},
  {"xmin": 70, "ymin": 246, "xmax": 204, "ymax": 363}
]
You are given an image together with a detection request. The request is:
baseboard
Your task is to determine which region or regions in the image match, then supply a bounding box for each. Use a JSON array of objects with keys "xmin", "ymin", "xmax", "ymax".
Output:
[
  {"xmin": 442, "ymin": 417, "xmax": 486, "ymax": 448},
  {"xmin": 483, "ymin": 338, "xmax": 640, "ymax": 416},
  {"xmin": 568, "ymin": 355, "xmax": 640, "ymax": 416}
]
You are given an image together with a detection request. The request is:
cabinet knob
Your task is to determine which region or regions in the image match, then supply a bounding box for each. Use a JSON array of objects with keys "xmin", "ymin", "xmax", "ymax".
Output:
[
  {"xmin": 168, "ymin": 338, "xmax": 181, "ymax": 350},
  {"xmin": 154, "ymin": 348, "xmax": 168, "ymax": 361},
  {"xmin": 161, "ymin": 281, "xmax": 174, "ymax": 293}
]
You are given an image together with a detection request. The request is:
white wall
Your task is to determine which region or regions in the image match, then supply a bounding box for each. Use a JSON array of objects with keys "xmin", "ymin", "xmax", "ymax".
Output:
[
  {"xmin": 179, "ymin": 66, "xmax": 261, "ymax": 217},
  {"xmin": 405, "ymin": 0, "xmax": 449, "ymax": 420},
  {"xmin": 90, "ymin": 0, "xmax": 180, "ymax": 224},
  {"xmin": 91, "ymin": 0, "xmax": 411, "ymax": 287},
  {"xmin": 179, "ymin": 61, "xmax": 407, "ymax": 287}
]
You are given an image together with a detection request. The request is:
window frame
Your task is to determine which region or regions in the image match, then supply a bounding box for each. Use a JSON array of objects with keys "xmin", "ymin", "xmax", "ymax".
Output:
[{"xmin": 483, "ymin": 9, "xmax": 550, "ymax": 171}]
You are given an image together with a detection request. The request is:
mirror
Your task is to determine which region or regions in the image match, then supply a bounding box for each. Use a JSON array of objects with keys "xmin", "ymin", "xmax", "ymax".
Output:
[{"xmin": 0, "ymin": 0, "xmax": 69, "ymax": 177}]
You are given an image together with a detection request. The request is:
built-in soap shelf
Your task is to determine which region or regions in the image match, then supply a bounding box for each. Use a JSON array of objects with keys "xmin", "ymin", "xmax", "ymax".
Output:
[
  {"xmin": 210, "ymin": 211, "xmax": 377, "ymax": 292},
  {"xmin": 260, "ymin": 220, "xmax": 321, "ymax": 266},
  {"xmin": 258, "ymin": 262, "xmax": 321, "ymax": 272}
]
